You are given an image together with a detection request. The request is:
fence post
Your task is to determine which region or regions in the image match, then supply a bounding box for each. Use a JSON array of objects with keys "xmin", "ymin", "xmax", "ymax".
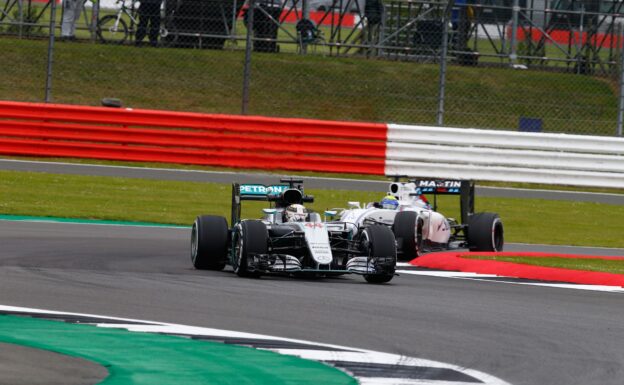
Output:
[
  {"xmin": 577, "ymin": 4, "xmax": 584, "ymax": 75},
  {"xmin": 91, "ymin": 0, "xmax": 100, "ymax": 43},
  {"xmin": 617, "ymin": 27, "xmax": 624, "ymax": 137},
  {"xmin": 18, "ymin": 0, "xmax": 24, "ymax": 38},
  {"xmin": 241, "ymin": 0, "xmax": 255, "ymax": 115},
  {"xmin": 301, "ymin": 0, "xmax": 310, "ymax": 54},
  {"xmin": 436, "ymin": 0, "xmax": 454, "ymax": 126},
  {"xmin": 45, "ymin": 0, "xmax": 58, "ymax": 103},
  {"xmin": 509, "ymin": 0, "xmax": 519, "ymax": 64}
]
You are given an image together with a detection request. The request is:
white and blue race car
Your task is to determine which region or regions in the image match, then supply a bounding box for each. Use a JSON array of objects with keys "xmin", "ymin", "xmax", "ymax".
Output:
[
  {"xmin": 191, "ymin": 179, "xmax": 397, "ymax": 283},
  {"xmin": 330, "ymin": 179, "xmax": 504, "ymax": 261}
]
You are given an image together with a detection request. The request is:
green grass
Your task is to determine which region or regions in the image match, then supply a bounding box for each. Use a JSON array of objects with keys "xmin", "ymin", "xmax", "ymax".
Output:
[
  {"xmin": 0, "ymin": 170, "xmax": 382, "ymax": 225},
  {"xmin": 464, "ymin": 255, "xmax": 624, "ymax": 275},
  {"xmin": 1, "ymin": 169, "xmax": 624, "ymax": 248},
  {"xmin": 0, "ymin": 35, "xmax": 618, "ymax": 135}
]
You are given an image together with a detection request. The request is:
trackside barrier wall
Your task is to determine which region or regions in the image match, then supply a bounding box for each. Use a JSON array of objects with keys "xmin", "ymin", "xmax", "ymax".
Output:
[
  {"xmin": 1, "ymin": 101, "xmax": 623, "ymax": 188},
  {"xmin": 0, "ymin": 101, "xmax": 388, "ymax": 175},
  {"xmin": 385, "ymin": 124, "xmax": 624, "ymax": 189}
]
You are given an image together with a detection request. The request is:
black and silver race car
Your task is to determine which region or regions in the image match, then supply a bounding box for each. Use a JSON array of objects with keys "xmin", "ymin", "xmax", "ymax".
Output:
[{"xmin": 191, "ymin": 179, "xmax": 397, "ymax": 283}]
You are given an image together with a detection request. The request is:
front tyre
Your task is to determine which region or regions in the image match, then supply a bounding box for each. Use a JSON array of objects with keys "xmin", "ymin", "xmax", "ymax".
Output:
[
  {"xmin": 360, "ymin": 225, "xmax": 396, "ymax": 284},
  {"xmin": 191, "ymin": 215, "xmax": 228, "ymax": 270},
  {"xmin": 467, "ymin": 212, "xmax": 504, "ymax": 252},
  {"xmin": 97, "ymin": 15, "xmax": 129, "ymax": 44},
  {"xmin": 232, "ymin": 220, "xmax": 268, "ymax": 278}
]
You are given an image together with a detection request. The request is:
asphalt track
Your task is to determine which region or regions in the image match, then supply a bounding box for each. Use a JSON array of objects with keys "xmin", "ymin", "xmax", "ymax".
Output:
[
  {"xmin": 1, "ymin": 220, "xmax": 624, "ymax": 385},
  {"xmin": 0, "ymin": 342, "xmax": 108, "ymax": 385},
  {"xmin": 2, "ymin": 159, "xmax": 624, "ymax": 384},
  {"xmin": 2, "ymin": 158, "xmax": 624, "ymax": 204}
]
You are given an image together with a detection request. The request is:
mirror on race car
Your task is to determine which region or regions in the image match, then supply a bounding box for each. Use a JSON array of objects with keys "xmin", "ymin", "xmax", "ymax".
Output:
[
  {"xmin": 324, "ymin": 210, "xmax": 338, "ymax": 221},
  {"xmin": 348, "ymin": 201, "xmax": 361, "ymax": 209},
  {"xmin": 262, "ymin": 208, "xmax": 277, "ymax": 223}
]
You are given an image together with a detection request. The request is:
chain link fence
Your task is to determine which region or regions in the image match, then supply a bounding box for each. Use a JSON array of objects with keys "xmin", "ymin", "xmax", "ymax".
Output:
[{"xmin": 1, "ymin": 0, "xmax": 623, "ymax": 136}]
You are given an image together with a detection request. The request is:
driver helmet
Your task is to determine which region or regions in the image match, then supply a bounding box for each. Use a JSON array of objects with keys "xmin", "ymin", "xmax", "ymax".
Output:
[
  {"xmin": 284, "ymin": 204, "xmax": 308, "ymax": 222},
  {"xmin": 380, "ymin": 195, "xmax": 399, "ymax": 210}
]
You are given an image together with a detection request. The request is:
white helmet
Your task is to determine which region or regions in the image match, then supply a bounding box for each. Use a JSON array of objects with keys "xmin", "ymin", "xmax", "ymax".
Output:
[{"xmin": 284, "ymin": 204, "xmax": 308, "ymax": 222}]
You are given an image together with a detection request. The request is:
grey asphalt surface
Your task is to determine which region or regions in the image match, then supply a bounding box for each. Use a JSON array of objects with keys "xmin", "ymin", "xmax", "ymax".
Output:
[
  {"xmin": 2, "ymin": 158, "xmax": 624, "ymax": 204},
  {"xmin": 1, "ymin": 220, "xmax": 623, "ymax": 385},
  {"xmin": 0, "ymin": 343, "xmax": 108, "ymax": 385}
]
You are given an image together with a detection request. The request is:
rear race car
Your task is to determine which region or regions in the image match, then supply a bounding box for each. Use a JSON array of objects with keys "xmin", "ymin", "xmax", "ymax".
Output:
[
  {"xmin": 334, "ymin": 179, "xmax": 504, "ymax": 261},
  {"xmin": 191, "ymin": 179, "xmax": 397, "ymax": 283}
]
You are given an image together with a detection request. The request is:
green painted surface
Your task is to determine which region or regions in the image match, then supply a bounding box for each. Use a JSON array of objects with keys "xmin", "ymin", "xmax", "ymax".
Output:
[
  {"xmin": 0, "ymin": 214, "xmax": 188, "ymax": 228},
  {"xmin": 0, "ymin": 315, "xmax": 356, "ymax": 385}
]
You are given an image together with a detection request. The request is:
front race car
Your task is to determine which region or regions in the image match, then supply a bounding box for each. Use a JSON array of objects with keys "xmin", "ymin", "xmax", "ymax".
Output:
[{"xmin": 191, "ymin": 179, "xmax": 397, "ymax": 284}]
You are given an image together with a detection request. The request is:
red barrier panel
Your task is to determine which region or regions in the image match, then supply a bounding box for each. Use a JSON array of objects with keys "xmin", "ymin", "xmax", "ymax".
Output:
[
  {"xmin": 0, "ymin": 102, "xmax": 388, "ymax": 140},
  {"xmin": 0, "ymin": 121, "xmax": 386, "ymax": 158},
  {"xmin": 0, "ymin": 138, "xmax": 385, "ymax": 175},
  {"xmin": 0, "ymin": 101, "xmax": 388, "ymax": 175}
]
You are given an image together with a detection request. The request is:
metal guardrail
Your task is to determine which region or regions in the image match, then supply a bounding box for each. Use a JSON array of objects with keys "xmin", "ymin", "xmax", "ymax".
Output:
[
  {"xmin": 1, "ymin": 101, "xmax": 622, "ymax": 188},
  {"xmin": 385, "ymin": 123, "xmax": 624, "ymax": 188},
  {"xmin": 0, "ymin": 101, "xmax": 387, "ymax": 175}
]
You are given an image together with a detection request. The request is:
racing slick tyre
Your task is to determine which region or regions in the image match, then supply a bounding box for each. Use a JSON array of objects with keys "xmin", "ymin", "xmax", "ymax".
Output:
[
  {"xmin": 393, "ymin": 211, "xmax": 423, "ymax": 261},
  {"xmin": 467, "ymin": 212, "xmax": 504, "ymax": 252},
  {"xmin": 191, "ymin": 215, "xmax": 228, "ymax": 270},
  {"xmin": 232, "ymin": 220, "xmax": 268, "ymax": 278},
  {"xmin": 361, "ymin": 225, "xmax": 397, "ymax": 284}
]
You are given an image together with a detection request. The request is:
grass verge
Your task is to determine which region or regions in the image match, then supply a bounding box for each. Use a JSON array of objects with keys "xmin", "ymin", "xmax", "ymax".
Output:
[
  {"xmin": 1, "ymin": 169, "xmax": 624, "ymax": 248},
  {"xmin": 463, "ymin": 255, "xmax": 624, "ymax": 275}
]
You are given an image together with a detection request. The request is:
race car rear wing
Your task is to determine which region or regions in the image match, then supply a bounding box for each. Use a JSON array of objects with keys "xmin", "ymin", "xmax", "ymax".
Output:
[
  {"xmin": 230, "ymin": 179, "xmax": 314, "ymax": 225},
  {"xmin": 415, "ymin": 179, "xmax": 474, "ymax": 224},
  {"xmin": 389, "ymin": 178, "xmax": 475, "ymax": 224}
]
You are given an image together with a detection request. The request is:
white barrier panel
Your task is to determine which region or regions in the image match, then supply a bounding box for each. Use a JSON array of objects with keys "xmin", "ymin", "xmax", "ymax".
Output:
[
  {"xmin": 386, "ymin": 124, "xmax": 624, "ymax": 188},
  {"xmin": 386, "ymin": 142, "xmax": 623, "ymax": 173},
  {"xmin": 385, "ymin": 160, "xmax": 624, "ymax": 188},
  {"xmin": 388, "ymin": 124, "xmax": 624, "ymax": 155}
]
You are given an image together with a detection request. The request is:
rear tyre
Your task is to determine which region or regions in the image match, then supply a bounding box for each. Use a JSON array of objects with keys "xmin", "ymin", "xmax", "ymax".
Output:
[
  {"xmin": 393, "ymin": 211, "xmax": 423, "ymax": 261},
  {"xmin": 467, "ymin": 212, "xmax": 504, "ymax": 252},
  {"xmin": 191, "ymin": 215, "xmax": 228, "ymax": 270},
  {"xmin": 232, "ymin": 220, "xmax": 268, "ymax": 278},
  {"xmin": 361, "ymin": 225, "xmax": 396, "ymax": 284},
  {"xmin": 97, "ymin": 15, "xmax": 129, "ymax": 44}
]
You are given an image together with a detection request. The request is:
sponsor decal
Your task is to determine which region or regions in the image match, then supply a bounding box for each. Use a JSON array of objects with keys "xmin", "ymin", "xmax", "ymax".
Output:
[
  {"xmin": 417, "ymin": 180, "xmax": 462, "ymax": 188},
  {"xmin": 416, "ymin": 180, "xmax": 461, "ymax": 194},
  {"xmin": 240, "ymin": 184, "xmax": 289, "ymax": 196},
  {"xmin": 302, "ymin": 224, "xmax": 333, "ymax": 264}
]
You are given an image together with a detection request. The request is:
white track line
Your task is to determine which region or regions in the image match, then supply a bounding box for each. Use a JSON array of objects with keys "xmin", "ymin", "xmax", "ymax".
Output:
[{"xmin": 396, "ymin": 266, "xmax": 624, "ymax": 293}]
